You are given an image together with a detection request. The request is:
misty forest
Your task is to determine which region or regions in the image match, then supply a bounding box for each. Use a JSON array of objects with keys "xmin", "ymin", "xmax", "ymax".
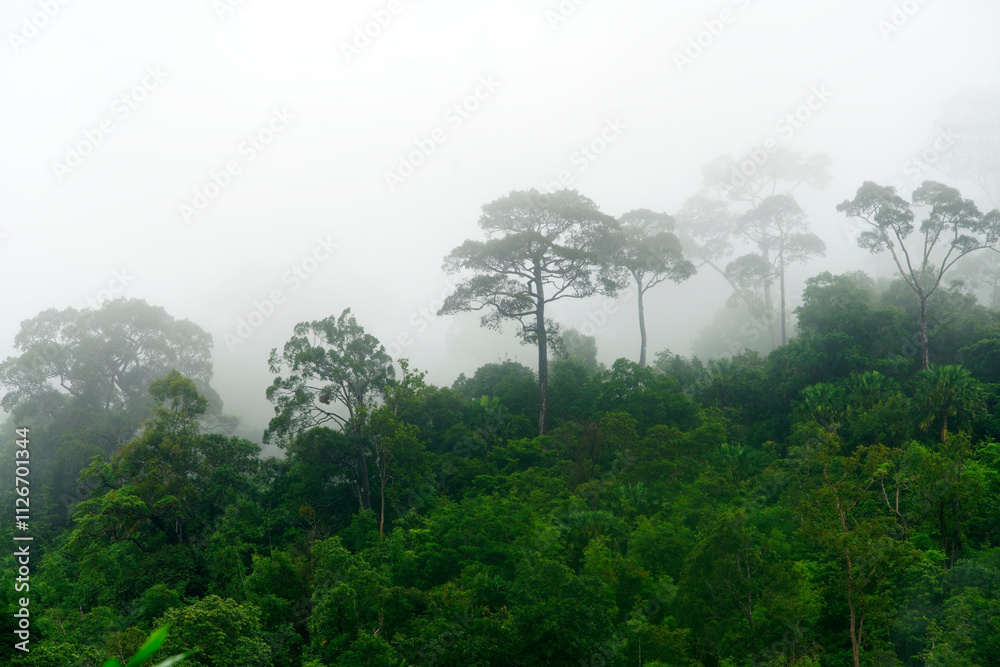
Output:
[
  {"xmin": 5, "ymin": 3, "xmax": 1000, "ymax": 667},
  {"xmin": 5, "ymin": 126, "xmax": 1000, "ymax": 666}
]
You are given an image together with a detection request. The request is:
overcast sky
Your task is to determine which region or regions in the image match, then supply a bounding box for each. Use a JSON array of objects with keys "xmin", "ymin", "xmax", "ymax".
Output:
[{"xmin": 3, "ymin": 0, "xmax": 999, "ymax": 438}]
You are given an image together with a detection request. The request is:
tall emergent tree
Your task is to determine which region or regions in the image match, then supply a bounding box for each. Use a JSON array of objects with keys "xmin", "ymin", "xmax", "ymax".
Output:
[
  {"xmin": 0, "ymin": 298, "xmax": 215, "ymax": 429},
  {"xmin": 737, "ymin": 195, "xmax": 826, "ymax": 345},
  {"xmin": 674, "ymin": 193, "xmax": 768, "ymax": 324},
  {"xmin": 0, "ymin": 298, "xmax": 221, "ymax": 531},
  {"xmin": 439, "ymin": 189, "xmax": 618, "ymax": 434},
  {"xmin": 603, "ymin": 209, "xmax": 695, "ymax": 367},
  {"xmin": 264, "ymin": 308, "xmax": 395, "ymax": 511},
  {"xmin": 678, "ymin": 148, "xmax": 831, "ymax": 350},
  {"xmin": 837, "ymin": 180, "xmax": 1000, "ymax": 369}
]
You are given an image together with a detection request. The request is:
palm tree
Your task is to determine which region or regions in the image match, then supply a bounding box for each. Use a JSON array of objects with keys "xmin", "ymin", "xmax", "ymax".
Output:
[
  {"xmin": 845, "ymin": 370, "xmax": 900, "ymax": 412},
  {"xmin": 718, "ymin": 443, "xmax": 762, "ymax": 484},
  {"xmin": 913, "ymin": 365, "xmax": 985, "ymax": 442},
  {"xmin": 797, "ymin": 382, "xmax": 844, "ymax": 432}
]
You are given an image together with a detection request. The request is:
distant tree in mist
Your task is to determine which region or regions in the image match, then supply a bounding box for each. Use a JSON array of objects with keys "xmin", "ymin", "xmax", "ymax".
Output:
[
  {"xmin": 677, "ymin": 148, "xmax": 831, "ymax": 351},
  {"xmin": 0, "ymin": 299, "xmax": 224, "ymax": 530},
  {"xmin": 933, "ymin": 88, "xmax": 1000, "ymax": 310},
  {"xmin": 952, "ymin": 250, "xmax": 1000, "ymax": 309},
  {"xmin": 0, "ymin": 298, "xmax": 216, "ymax": 427},
  {"xmin": 934, "ymin": 88, "xmax": 1000, "ymax": 208},
  {"xmin": 737, "ymin": 195, "xmax": 826, "ymax": 345},
  {"xmin": 553, "ymin": 327, "xmax": 601, "ymax": 376}
]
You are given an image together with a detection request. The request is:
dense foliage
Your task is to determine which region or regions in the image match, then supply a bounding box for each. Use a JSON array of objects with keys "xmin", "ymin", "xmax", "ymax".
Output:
[{"xmin": 1, "ymin": 265, "xmax": 998, "ymax": 666}]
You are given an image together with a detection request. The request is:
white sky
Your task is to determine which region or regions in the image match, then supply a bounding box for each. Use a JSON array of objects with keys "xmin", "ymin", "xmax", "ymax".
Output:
[{"xmin": 2, "ymin": 0, "xmax": 999, "ymax": 436}]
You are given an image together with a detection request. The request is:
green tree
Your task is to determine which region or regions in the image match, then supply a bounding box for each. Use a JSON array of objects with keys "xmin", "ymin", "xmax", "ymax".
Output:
[
  {"xmin": 837, "ymin": 181, "xmax": 1000, "ymax": 368},
  {"xmin": 913, "ymin": 365, "xmax": 986, "ymax": 443},
  {"xmin": 364, "ymin": 359, "xmax": 426, "ymax": 536},
  {"xmin": 306, "ymin": 537, "xmax": 391, "ymax": 665},
  {"xmin": 439, "ymin": 189, "xmax": 618, "ymax": 434},
  {"xmin": 737, "ymin": 195, "xmax": 826, "ymax": 345},
  {"xmin": 0, "ymin": 300, "xmax": 223, "ymax": 533},
  {"xmin": 265, "ymin": 308, "xmax": 394, "ymax": 442},
  {"xmin": 452, "ymin": 360, "xmax": 537, "ymax": 423},
  {"xmin": 793, "ymin": 271, "xmax": 907, "ymax": 371},
  {"xmin": 910, "ymin": 432, "xmax": 990, "ymax": 568},
  {"xmin": 507, "ymin": 559, "xmax": 620, "ymax": 666},
  {"xmin": 156, "ymin": 595, "xmax": 271, "ymax": 666},
  {"xmin": 68, "ymin": 374, "xmax": 262, "ymax": 584},
  {"xmin": 791, "ymin": 428, "xmax": 917, "ymax": 667},
  {"xmin": 680, "ymin": 149, "xmax": 831, "ymax": 350},
  {"xmin": 603, "ymin": 209, "xmax": 695, "ymax": 366},
  {"xmin": 265, "ymin": 308, "xmax": 395, "ymax": 512}
]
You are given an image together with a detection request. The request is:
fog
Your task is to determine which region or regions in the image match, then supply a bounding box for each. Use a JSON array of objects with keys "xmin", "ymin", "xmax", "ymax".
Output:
[{"xmin": 3, "ymin": 0, "xmax": 999, "ymax": 439}]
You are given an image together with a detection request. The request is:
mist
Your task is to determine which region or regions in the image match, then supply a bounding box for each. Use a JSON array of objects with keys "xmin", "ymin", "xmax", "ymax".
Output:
[{"xmin": 3, "ymin": 0, "xmax": 999, "ymax": 440}]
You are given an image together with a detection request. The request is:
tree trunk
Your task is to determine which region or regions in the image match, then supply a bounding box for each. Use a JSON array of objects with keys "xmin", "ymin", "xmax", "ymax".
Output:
[
  {"xmin": 848, "ymin": 589, "xmax": 862, "ymax": 667},
  {"xmin": 833, "ymin": 480, "xmax": 863, "ymax": 667},
  {"xmin": 637, "ymin": 282, "xmax": 648, "ymax": 367},
  {"xmin": 356, "ymin": 438, "xmax": 371, "ymax": 511},
  {"xmin": 761, "ymin": 241, "xmax": 779, "ymax": 350},
  {"xmin": 920, "ymin": 297, "xmax": 929, "ymax": 370},
  {"xmin": 762, "ymin": 286, "xmax": 778, "ymax": 351},
  {"xmin": 535, "ymin": 267, "xmax": 549, "ymax": 435},
  {"xmin": 379, "ymin": 473, "xmax": 386, "ymax": 538},
  {"xmin": 940, "ymin": 502, "xmax": 948, "ymax": 558},
  {"xmin": 843, "ymin": 533, "xmax": 863, "ymax": 667},
  {"xmin": 950, "ymin": 458, "xmax": 963, "ymax": 568},
  {"xmin": 779, "ymin": 247, "xmax": 787, "ymax": 346}
]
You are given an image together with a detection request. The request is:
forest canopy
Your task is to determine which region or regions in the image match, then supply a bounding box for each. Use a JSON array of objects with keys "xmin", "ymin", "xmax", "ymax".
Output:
[{"xmin": 2, "ymin": 183, "xmax": 1000, "ymax": 667}]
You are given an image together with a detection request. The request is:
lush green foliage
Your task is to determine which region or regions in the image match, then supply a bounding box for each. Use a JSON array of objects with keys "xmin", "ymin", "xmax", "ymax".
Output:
[{"xmin": 2, "ymin": 265, "xmax": 1000, "ymax": 666}]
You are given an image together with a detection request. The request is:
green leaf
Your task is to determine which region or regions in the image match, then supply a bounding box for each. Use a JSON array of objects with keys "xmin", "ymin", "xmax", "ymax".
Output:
[
  {"xmin": 127, "ymin": 625, "xmax": 170, "ymax": 667},
  {"xmin": 102, "ymin": 660, "xmax": 124, "ymax": 667},
  {"xmin": 153, "ymin": 653, "xmax": 191, "ymax": 667}
]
